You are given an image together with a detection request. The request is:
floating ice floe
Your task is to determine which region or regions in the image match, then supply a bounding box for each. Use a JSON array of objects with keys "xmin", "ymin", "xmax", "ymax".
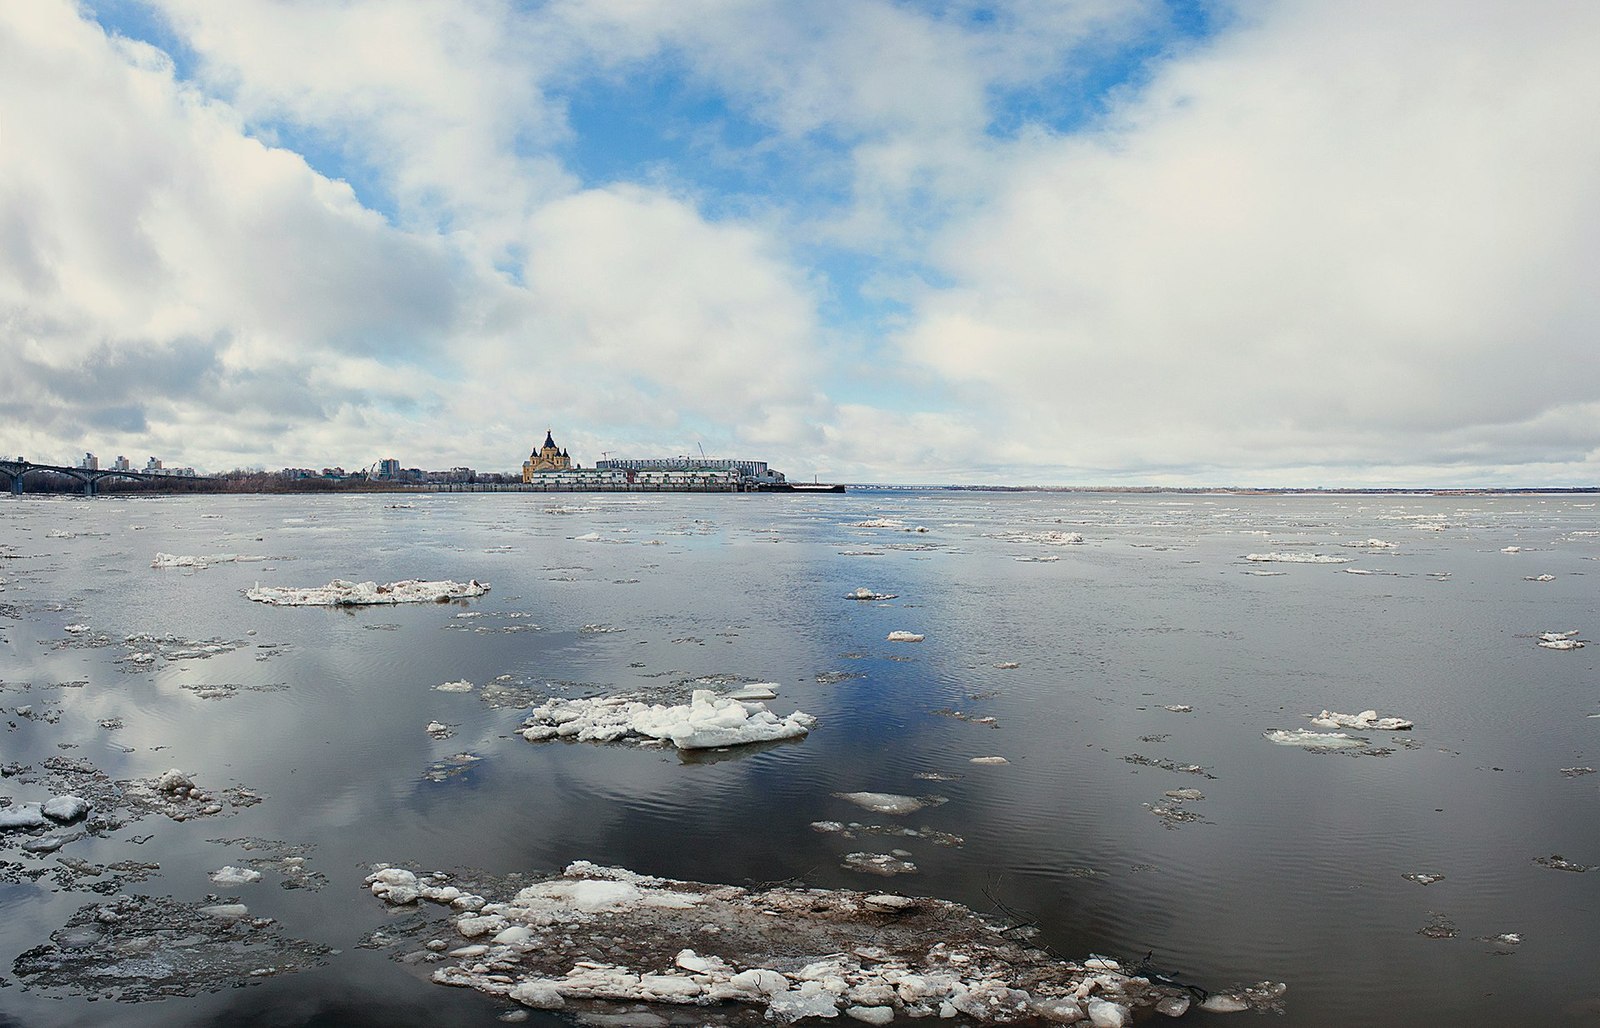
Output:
[
  {"xmin": 246, "ymin": 579, "xmax": 489, "ymax": 606},
  {"xmin": 1161, "ymin": 704, "xmax": 1194, "ymax": 713},
  {"xmin": 1244, "ymin": 553, "xmax": 1352, "ymax": 564},
  {"xmin": 1500, "ymin": 546, "xmax": 1522, "ymax": 553},
  {"xmin": 210, "ymin": 865, "xmax": 264, "ymax": 885},
  {"xmin": 435, "ymin": 680, "xmax": 475, "ymax": 693},
  {"xmin": 846, "ymin": 588, "xmax": 898, "ymax": 600},
  {"xmin": 969, "ymin": 756, "xmax": 1009, "ymax": 765},
  {"xmin": 1402, "ymin": 873, "xmax": 1445, "ymax": 886},
  {"xmin": 520, "ymin": 690, "xmax": 814, "ymax": 750},
  {"xmin": 842, "ymin": 852, "xmax": 919, "ymax": 876},
  {"xmin": 988, "ymin": 530, "xmax": 1084, "ymax": 546},
  {"xmin": 886, "ymin": 631, "xmax": 925, "ymax": 643},
  {"xmin": 854, "ymin": 518, "xmax": 928, "ymax": 532},
  {"xmin": 1525, "ymin": 574, "xmax": 1555, "ymax": 582},
  {"xmin": 362, "ymin": 861, "xmax": 1227, "ymax": 1024},
  {"xmin": 1534, "ymin": 854, "xmax": 1595, "ymax": 873},
  {"xmin": 1309, "ymin": 710, "xmax": 1413, "ymax": 731},
  {"xmin": 1536, "ymin": 631, "xmax": 1585, "ymax": 650},
  {"xmin": 13, "ymin": 893, "xmax": 327, "ymax": 1001},
  {"xmin": 834, "ymin": 792, "xmax": 946, "ymax": 816},
  {"xmin": 1342, "ymin": 539, "xmax": 1399, "ymax": 550},
  {"xmin": 152, "ymin": 553, "xmax": 269, "ymax": 570},
  {"xmin": 1263, "ymin": 729, "xmax": 1369, "ymax": 750}
]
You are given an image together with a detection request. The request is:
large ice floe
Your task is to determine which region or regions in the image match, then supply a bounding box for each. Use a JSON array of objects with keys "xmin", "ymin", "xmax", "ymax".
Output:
[
  {"xmin": 363, "ymin": 861, "xmax": 1264, "ymax": 1024},
  {"xmin": 1536, "ymin": 631, "xmax": 1585, "ymax": 650},
  {"xmin": 245, "ymin": 578, "xmax": 489, "ymax": 606},
  {"xmin": 1263, "ymin": 729, "xmax": 1370, "ymax": 750},
  {"xmin": 1243, "ymin": 553, "xmax": 1351, "ymax": 564},
  {"xmin": 152, "ymin": 552, "xmax": 269, "ymax": 570},
  {"xmin": 1309, "ymin": 710, "xmax": 1413, "ymax": 731},
  {"xmin": 519, "ymin": 690, "xmax": 814, "ymax": 750}
]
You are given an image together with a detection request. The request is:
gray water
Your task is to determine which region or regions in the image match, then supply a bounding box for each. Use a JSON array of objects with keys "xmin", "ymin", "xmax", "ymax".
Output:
[{"xmin": 1, "ymin": 491, "xmax": 1597, "ymax": 1026}]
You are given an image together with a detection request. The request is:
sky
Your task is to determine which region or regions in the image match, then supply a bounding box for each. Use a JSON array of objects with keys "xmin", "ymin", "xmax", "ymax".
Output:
[{"xmin": 2, "ymin": 0, "xmax": 1597, "ymax": 487}]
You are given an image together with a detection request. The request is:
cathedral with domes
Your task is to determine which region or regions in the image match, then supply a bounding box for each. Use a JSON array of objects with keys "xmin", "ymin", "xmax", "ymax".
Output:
[{"xmin": 522, "ymin": 430, "xmax": 573, "ymax": 481}]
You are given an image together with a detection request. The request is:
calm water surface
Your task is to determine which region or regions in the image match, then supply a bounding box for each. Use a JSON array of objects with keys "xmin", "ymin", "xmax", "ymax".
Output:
[{"xmin": 1, "ymin": 491, "xmax": 1597, "ymax": 1026}]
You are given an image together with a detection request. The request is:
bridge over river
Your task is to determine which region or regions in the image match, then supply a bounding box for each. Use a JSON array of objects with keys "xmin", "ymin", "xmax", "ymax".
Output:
[{"xmin": 0, "ymin": 460, "xmax": 213, "ymax": 496}]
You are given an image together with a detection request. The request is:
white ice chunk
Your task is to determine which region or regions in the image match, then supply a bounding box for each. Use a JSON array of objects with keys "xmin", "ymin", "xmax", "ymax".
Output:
[
  {"xmin": 846, "ymin": 588, "xmax": 898, "ymax": 600},
  {"xmin": 834, "ymin": 792, "xmax": 944, "ymax": 816},
  {"xmin": 969, "ymin": 756, "xmax": 1010, "ymax": 765},
  {"xmin": 210, "ymin": 866, "xmax": 263, "ymax": 885},
  {"xmin": 1309, "ymin": 709, "xmax": 1413, "ymax": 731},
  {"xmin": 435, "ymin": 680, "xmax": 475, "ymax": 693},
  {"xmin": 246, "ymin": 578, "xmax": 489, "ymax": 606},
  {"xmin": 726, "ymin": 683, "xmax": 779, "ymax": 701},
  {"xmin": 521, "ymin": 690, "xmax": 814, "ymax": 750},
  {"xmin": 1087, "ymin": 998, "xmax": 1130, "ymax": 1026},
  {"xmin": 886, "ymin": 631, "xmax": 924, "ymax": 642},
  {"xmin": 770, "ymin": 984, "xmax": 842, "ymax": 1021},
  {"xmin": 367, "ymin": 867, "xmax": 423, "ymax": 904},
  {"xmin": 42, "ymin": 795, "xmax": 90, "ymax": 822},
  {"xmin": 1199, "ymin": 994, "xmax": 1250, "ymax": 1013},
  {"xmin": 1264, "ymin": 729, "xmax": 1369, "ymax": 749},
  {"xmin": 0, "ymin": 803, "xmax": 48, "ymax": 831}
]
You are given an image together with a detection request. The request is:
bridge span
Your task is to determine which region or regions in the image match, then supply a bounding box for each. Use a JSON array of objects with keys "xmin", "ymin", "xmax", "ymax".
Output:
[{"xmin": 0, "ymin": 460, "xmax": 213, "ymax": 496}]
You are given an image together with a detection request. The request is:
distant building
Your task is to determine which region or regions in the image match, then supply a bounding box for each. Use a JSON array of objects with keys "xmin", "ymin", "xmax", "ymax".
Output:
[
  {"xmin": 522, "ymin": 430, "xmax": 574, "ymax": 481},
  {"xmin": 376, "ymin": 458, "xmax": 401, "ymax": 480},
  {"xmin": 145, "ymin": 457, "xmax": 162, "ymax": 472},
  {"xmin": 112, "ymin": 455, "xmax": 131, "ymax": 471},
  {"xmin": 596, "ymin": 456, "xmax": 785, "ymax": 486},
  {"xmin": 80, "ymin": 452, "xmax": 99, "ymax": 470}
]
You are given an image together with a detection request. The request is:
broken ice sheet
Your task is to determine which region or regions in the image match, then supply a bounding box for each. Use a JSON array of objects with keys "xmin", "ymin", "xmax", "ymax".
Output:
[
  {"xmin": 206, "ymin": 837, "xmax": 327, "ymax": 890},
  {"xmin": 841, "ymin": 851, "xmax": 919, "ymax": 876},
  {"xmin": 1403, "ymin": 873, "xmax": 1446, "ymax": 886},
  {"xmin": 810, "ymin": 822, "xmax": 964, "ymax": 847},
  {"xmin": 1536, "ymin": 631, "xmax": 1586, "ymax": 650},
  {"xmin": 1309, "ymin": 709, "xmax": 1413, "ymax": 731},
  {"xmin": 1533, "ymin": 854, "xmax": 1595, "ymax": 873},
  {"xmin": 11, "ymin": 893, "xmax": 328, "ymax": 1000},
  {"xmin": 1417, "ymin": 913, "xmax": 1459, "ymax": 939},
  {"xmin": 520, "ymin": 691, "xmax": 814, "ymax": 751},
  {"xmin": 245, "ymin": 578, "xmax": 489, "ymax": 606},
  {"xmin": 1263, "ymin": 729, "xmax": 1371, "ymax": 750},
  {"xmin": 361, "ymin": 861, "xmax": 1204, "ymax": 1025},
  {"xmin": 1121, "ymin": 754, "xmax": 1217, "ymax": 778},
  {"xmin": 1244, "ymin": 552, "xmax": 1352, "ymax": 564}
]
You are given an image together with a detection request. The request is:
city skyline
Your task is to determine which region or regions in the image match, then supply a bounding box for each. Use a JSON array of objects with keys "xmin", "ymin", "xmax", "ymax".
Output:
[{"xmin": 2, "ymin": 1, "xmax": 1598, "ymax": 488}]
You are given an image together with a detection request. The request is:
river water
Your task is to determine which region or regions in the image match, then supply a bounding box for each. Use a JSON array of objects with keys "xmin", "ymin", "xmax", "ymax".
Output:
[{"xmin": 1, "ymin": 490, "xmax": 1596, "ymax": 1026}]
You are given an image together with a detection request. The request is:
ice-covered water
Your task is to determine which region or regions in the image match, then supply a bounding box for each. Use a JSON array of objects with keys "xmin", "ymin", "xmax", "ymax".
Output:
[{"xmin": 2, "ymin": 490, "xmax": 1598, "ymax": 1026}]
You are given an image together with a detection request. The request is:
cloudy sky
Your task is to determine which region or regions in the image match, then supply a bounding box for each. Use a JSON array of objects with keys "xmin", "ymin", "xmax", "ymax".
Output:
[{"xmin": 3, "ymin": 0, "xmax": 1597, "ymax": 486}]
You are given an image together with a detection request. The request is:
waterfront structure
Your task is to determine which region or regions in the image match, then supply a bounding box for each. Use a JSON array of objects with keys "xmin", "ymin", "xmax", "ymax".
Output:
[
  {"xmin": 522, "ymin": 430, "xmax": 573, "ymax": 481},
  {"xmin": 513, "ymin": 429, "xmax": 837, "ymax": 492},
  {"xmin": 595, "ymin": 457, "xmax": 785, "ymax": 486}
]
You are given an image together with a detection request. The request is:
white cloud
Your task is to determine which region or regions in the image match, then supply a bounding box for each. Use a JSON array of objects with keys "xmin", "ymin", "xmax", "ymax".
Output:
[
  {"xmin": 4, "ymin": 0, "xmax": 1598, "ymax": 485},
  {"xmin": 896, "ymin": 0, "xmax": 1600, "ymax": 482}
]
